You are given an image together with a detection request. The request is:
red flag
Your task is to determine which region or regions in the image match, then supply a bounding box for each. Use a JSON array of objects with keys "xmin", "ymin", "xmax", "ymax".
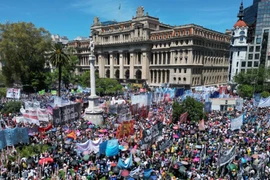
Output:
[
  {"xmin": 198, "ymin": 119, "xmax": 205, "ymax": 131},
  {"xmin": 179, "ymin": 112, "xmax": 188, "ymax": 123},
  {"xmin": 67, "ymin": 130, "xmax": 77, "ymax": 140}
]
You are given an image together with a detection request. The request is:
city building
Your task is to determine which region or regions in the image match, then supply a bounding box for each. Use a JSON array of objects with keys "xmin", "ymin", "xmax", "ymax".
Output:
[
  {"xmin": 228, "ymin": 2, "xmax": 249, "ymax": 82},
  {"xmin": 69, "ymin": 7, "xmax": 230, "ymax": 88},
  {"xmin": 243, "ymin": 0, "xmax": 270, "ymax": 68},
  {"xmin": 51, "ymin": 34, "xmax": 69, "ymax": 45}
]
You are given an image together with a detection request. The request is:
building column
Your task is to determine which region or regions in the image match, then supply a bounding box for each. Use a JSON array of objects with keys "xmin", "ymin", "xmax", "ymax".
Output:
[
  {"xmin": 129, "ymin": 53, "xmax": 134, "ymax": 79},
  {"xmin": 98, "ymin": 54, "xmax": 104, "ymax": 78},
  {"xmin": 160, "ymin": 70, "xmax": 164, "ymax": 83},
  {"xmin": 164, "ymin": 70, "xmax": 167, "ymax": 83},
  {"xmin": 152, "ymin": 53, "xmax": 155, "ymax": 65},
  {"xmin": 165, "ymin": 52, "xmax": 168, "ymax": 64},
  {"xmin": 142, "ymin": 52, "xmax": 150, "ymax": 80},
  {"xmin": 119, "ymin": 53, "xmax": 124, "ymax": 79},
  {"xmin": 156, "ymin": 70, "xmax": 159, "ymax": 84},
  {"xmin": 110, "ymin": 54, "xmax": 114, "ymax": 78}
]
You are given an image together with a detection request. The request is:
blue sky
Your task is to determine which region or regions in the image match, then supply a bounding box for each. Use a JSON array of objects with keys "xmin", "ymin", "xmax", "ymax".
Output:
[{"xmin": 0, "ymin": 0, "xmax": 253, "ymax": 40}]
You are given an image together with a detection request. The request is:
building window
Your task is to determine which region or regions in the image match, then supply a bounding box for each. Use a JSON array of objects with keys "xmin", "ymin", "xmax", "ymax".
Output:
[
  {"xmin": 240, "ymin": 31, "xmax": 245, "ymax": 35},
  {"xmin": 254, "ymin": 61, "xmax": 259, "ymax": 67},
  {"xmin": 248, "ymin": 61, "xmax": 252, "ymax": 67},
  {"xmin": 248, "ymin": 54, "xmax": 253, "ymax": 60},
  {"xmin": 241, "ymin": 61, "xmax": 246, "ymax": 67},
  {"xmin": 240, "ymin": 36, "xmax": 244, "ymax": 41},
  {"xmin": 255, "ymin": 46, "xmax": 260, "ymax": 52},
  {"xmin": 183, "ymin": 77, "xmax": 186, "ymax": 81},
  {"xmin": 173, "ymin": 77, "xmax": 176, "ymax": 81},
  {"xmin": 241, "ymin": 69, "xmax": 245, "ymax": 73},
  {"xmin": 236, "ymin": 62, "xmax": 239, "ymax": 67},
  {"xmin": 249, "ymin": 46, "xmax": 254, "ymax": 52},
  {"xmin": 178, "ymin": 77, "xmax": 181, "ymax": 81},
  {"xmin": 174, "ymin": 68, "xmax": 177, "ymax": 73},
  {"xmin": 236, "ymin": 69, "xmax": 238, "ymax": 74},
  {"xmin": 237, "ymin": 51, "xmax": 240, "ymax": 56},
  {"xmin": 256, "ymin": 38, "xmax": 261, "ymax": 44},
  {"xmin": 184, "ymin": 68, "xmax": 187, "ymax": 73},
  {"xmin": 255, "ymin": 54, "xmax": 260, "ymax": 59}
]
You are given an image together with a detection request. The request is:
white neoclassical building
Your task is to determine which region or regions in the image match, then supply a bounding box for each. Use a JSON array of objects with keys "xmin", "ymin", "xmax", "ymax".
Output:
[{"xmin": 68, "ymin": 7, "xmax": 230, "ymax": 88}]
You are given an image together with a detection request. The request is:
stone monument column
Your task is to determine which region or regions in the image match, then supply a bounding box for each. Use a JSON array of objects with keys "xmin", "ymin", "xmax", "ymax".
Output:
[{"xmin": 84, "ymin": 37, "xmax": 104, "ymax": 125}]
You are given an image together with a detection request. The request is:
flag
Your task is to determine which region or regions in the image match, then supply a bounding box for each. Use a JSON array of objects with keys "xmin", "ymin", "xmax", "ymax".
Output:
[
  {"xmin": 67, "ymin": 131, "xmax": 77, "ymax": 140},
  {"xmin": 119, "ymin": 4, "xmax": 121, "ymax": 10},
  {"xmin": 179, "ymin": 112, "xmax": 188, "ymax": 123},
  {"xmin": 198, "ymin": 119, "xmax": 205, "ymax": 131}
]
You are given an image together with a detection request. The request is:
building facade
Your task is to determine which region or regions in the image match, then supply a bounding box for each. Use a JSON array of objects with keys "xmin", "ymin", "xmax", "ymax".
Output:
[
  {"xmin": 243, "ymin": 0, "xmax": 270, "ymax": 69},
  {"xmin": 228, "ymin": 3, "xmax": 249, "ymax": 82},
  {"xmin": 69, "ymin": 7, "xmax": 230, "ymax": 88}
]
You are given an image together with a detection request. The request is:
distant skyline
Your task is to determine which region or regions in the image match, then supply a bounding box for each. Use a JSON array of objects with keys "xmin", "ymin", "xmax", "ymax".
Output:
[{"xmin": 0, "ymin": 0, "xmax": 253, "ymax": 40}]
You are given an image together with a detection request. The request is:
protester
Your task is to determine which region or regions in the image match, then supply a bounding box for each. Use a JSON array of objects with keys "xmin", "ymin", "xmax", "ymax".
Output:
[{"xmin": 0, "ymin": 89, "xmax": 269, "ymax": 180}]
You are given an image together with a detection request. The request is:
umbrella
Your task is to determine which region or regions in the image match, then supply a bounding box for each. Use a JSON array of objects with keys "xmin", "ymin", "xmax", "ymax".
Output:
[
  {"xmin": 241, "ymin": 158, "xmax": 247, "ymax": 164},
  {"xmin": 193, "ymin": 157, "xmax": 200, "ymax": 163},
  {"xmin": 173, "ymin": 134, "xmax": 179, "ymax": 138},
  {"xmin": 38, "ymin": 157, "xmax": 54, "ymax": 165},
  {"xmin": 71, "ymin": 160, "xmax": 78, "ymax": 166},
  {"xmin": 195, "ymin": 145, "xmax": 202, "ymax": 149},
  {"xmin": 98, "ymin": 129, "xmax": 108, "ymax": 133},
  {"xmin": 111, "ymin": 162, "xmax": 117, "ymax": 167},
  {"xmin": 173, "ymin": 126, "xmax": 179, "ymax": 130},
  {"xmin": 83, "ymin": 155, "xmax": 90, "ymax": 161},
  {"xmin": 181, "ymin": 161, "xmax": 189, "ymax": 165},
  {"xmin": 83, "ymin": 151, "xmax": 90, "ymax": 155},
  {"xmin": 121, "ymin": 170, "xmax": 130, "ymax": 177},
  {"xmin": 134, "ymin": 157, "xmax": 141, "ymax": 162},
  {"xmin": 244, "ymin": 156, "xmax": 251, "ymax": 161},
  {"xmin": 252, "ymin": 154, "xmax": 259, "ymax": 159},
  {"xmin": 113, "ymin": 166, "xmax": 120, "ymax": 174},
  {"xmin": 130, "ymin": 149, "xmax": 137, "ymax": 154}
]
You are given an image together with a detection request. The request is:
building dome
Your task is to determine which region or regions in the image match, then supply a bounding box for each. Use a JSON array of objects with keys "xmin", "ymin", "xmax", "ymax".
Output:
[{"xmin": 233, "ymin": 20, "xmax": 247, "ymax": 28}]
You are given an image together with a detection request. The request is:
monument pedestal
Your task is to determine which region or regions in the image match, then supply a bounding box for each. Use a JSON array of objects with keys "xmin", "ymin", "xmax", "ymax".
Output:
[{"xmin": 84, "ymin": 95, "xmax": 104, "ymax": 125}]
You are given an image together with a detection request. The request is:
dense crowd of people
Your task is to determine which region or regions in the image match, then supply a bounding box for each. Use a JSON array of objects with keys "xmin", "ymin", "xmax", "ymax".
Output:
[{"xmin": 0, "ymin": 92, "xmax": 269, "ymax": 180}]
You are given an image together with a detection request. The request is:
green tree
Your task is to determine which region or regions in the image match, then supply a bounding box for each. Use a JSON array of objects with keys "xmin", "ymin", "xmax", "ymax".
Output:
[
  {"xmin": 237, "ymin": 84, "xmax": 254, "ymax": 98},
  {"xmin": 260, "ymin": 91, "xmax": 270, "ymax": 98},
  {"xmin": 0, "ymin": 87, "xmax": 6, "ymax": 98},
  {"xmin": 0, "ymin": 22, "xmax": 51, "ymax": 88},
  {"xmin": 48, "ymin": 43, "xmax": 70, "ymax": 96},
  {"xmin": 1, "ymin": 101, "xmax": 22, "ymax": 114},
  {"xmin": 79, "ymin": 71, "xmax": 123, "ymax": 96},
  {"xmin": 233, "ymin": 65, "xmax": 270, "ymax": 93},
  {"xmin": 172, "ymin": 97, "xmax": 204, "ymax": 123}
]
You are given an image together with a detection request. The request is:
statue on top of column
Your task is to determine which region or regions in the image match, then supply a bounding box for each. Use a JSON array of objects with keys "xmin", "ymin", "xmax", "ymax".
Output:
[
  {"xmin": 136, "ymin": 6, "xmax": 144, "ymax": 18},
  {"xmin": 88, "ymin": 38, "xmax": 95, "ymax": 55}
]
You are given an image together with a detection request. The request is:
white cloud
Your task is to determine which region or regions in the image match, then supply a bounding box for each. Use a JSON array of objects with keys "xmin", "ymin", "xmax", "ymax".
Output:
[{"xmin": 69, "ymin": 0, "xmax": 137, "ymax": 22}]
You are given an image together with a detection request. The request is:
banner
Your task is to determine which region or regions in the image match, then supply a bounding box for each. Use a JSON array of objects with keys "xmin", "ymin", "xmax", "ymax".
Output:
[
  {"xmin": 204, "ymin": 102, "xmax": 212, "ymax": 113},
  {"xmin": 53, "ymin": 103, "xmax": 81, "ymax": 126},
  {"xmin": 117, "ymin": 153, "xmax": 133, "ymax": 169},
  {"xmin": 235, "ymin": 98, "xmax": 243, "ymax": 111},
  {"xmin": 0, "ymin": 127, "xmax": 29, "ymax": 150},
  {"xmin": 230, "ymin": 114, "xmax": 243, "ymax": 130},
  {"xmin": 37, "ymin": 109, "xmax": 49, "ymax": 122},
  {"xmin": 258, "ymin": 97, "xmax": 270, "ymax": 108},
  {"xmin": 105, "ymin": 139, "xmax": 119, "ymax": 157},
  {"xmin": 156, "ymin": 135, "xmax": 173, "ymax": 151},
  {"xmin": 198, "ymin": 119, "xmax": 205, "ymax": 131},
  {"xmin": 6, "ymin": 88, "xmax": 20, "ymax": 99},
  {"xmin": 217, "ymin": 146, "xmax": 236, "ymax": 167},
  {"xmin": 75, "ymin": 138, "xmax": 102, "ymax": 153},
  {"xmin": 141, "ymin": 122, "xmax": 163, "ymax": 145}
]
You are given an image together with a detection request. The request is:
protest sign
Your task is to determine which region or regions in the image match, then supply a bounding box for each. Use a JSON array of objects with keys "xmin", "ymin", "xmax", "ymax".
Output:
[{"xmin": 53, "ymin": 103, "xmax": 81, "ymax": 126}]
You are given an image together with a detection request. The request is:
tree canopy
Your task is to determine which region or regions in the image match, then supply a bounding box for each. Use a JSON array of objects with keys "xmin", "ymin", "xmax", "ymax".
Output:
[
  {"xmin": 0, "ymin": 22, "xmax": 51, "ymax": 88},
  {"xmin": 172, "ymin": 97, "xmax": 205, "ymax": 123},
  {"xmin": 79, "ymin": 71, "xmax": 123, "ymax": 96},
  {"xmin": 233, "ymin": 65, "xmax": 270, "ymax": 94}
]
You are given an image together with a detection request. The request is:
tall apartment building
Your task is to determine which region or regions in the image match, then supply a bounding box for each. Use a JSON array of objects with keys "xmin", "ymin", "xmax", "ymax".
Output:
[
  {"xmin": 244, "ymin": 0, "xmax": 270, "ymax": 67},
  {"xmin": 69, "ymin": 7, "xmax": 230, "ymax": 88}
]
